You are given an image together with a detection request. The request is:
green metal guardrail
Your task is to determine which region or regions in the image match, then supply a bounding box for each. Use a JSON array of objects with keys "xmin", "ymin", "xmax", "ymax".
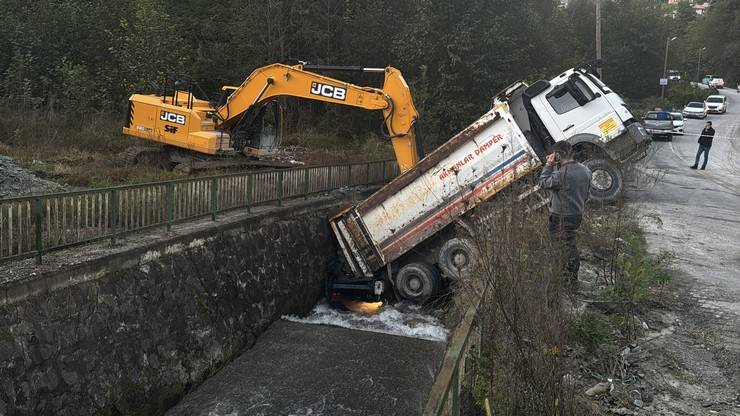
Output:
[{"xmin": 0, "ymin": 160, "xmax": 398, "ymax": 264}]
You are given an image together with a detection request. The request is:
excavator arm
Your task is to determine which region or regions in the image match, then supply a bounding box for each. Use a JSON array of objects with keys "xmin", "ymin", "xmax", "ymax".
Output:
[{"xmin": 214, "ymin": 64, "xmax": 420, "ymax": 173}]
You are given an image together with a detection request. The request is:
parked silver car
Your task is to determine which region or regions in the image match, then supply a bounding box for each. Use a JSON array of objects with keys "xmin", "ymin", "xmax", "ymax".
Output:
[{"xmin": 643, "ymin": 111, "xmax": 674, "ymax": 141}]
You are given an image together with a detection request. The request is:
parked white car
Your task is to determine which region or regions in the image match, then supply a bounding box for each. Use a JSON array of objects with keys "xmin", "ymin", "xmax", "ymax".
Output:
[
  {"xmin": 670, "ymin": 112, "xmax": 684, "ymax": 134},
  {"xmin": 705, "ymin": 95, "xmax": 727, "ymax": 114},
  {"xmin": 683, "ymin": 101, "xmax": 707, "ymax": 119}
]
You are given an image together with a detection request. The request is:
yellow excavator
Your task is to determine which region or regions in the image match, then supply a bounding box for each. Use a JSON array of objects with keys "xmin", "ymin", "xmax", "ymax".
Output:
[{"xmin": 122, "ymin": 63, "xmax": 421, "ymax": 173}]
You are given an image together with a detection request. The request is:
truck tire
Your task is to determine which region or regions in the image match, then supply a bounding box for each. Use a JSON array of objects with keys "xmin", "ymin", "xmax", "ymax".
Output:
[
  {"xmin": 437, "ymin": 237, "xmax": 478, "ymax": 280},
  {"xmin": 583, "ymin": 158, "xmax": 623, "ymax": 204},
  {"xmin": 394, "ymin": 262, "xmax": 440, "ymax": 303}
]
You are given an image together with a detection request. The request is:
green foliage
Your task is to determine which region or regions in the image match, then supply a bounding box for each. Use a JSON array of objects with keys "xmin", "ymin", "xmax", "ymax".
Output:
[
  {"xmin": 0, "ymin": 0, "xmax": 735, "ymax": 140},
  {"xmin": 666, "ymin": 83, "xmax": 719, "ymax": 109},
  {"xmin": 570, "ymin": 312, "xmax": 613, "ymax": 355},
  {"xmin": 601, "ymin": 235, "xmax": 672, "ymax": 338},
  {"xmin": 628, "ymin": 83, "xmax": 719, "ymax": 116}
]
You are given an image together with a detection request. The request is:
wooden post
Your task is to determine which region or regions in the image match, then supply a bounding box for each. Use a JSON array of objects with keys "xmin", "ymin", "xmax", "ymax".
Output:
[
  {"xmin": 166, "ymin": 182, "xmax": 174, "ymax": 231},
  {"xmin": 277, "ymin": 170, "xmax": 284, "ymax": 207},
  {"xmin": 110, "ymin": 189, "xmax": 118, "ymax": 245},
  {"xmin": 210, "ymin": 178, "xmax": 218, "ymax": 221},
  {"xmin": 34, "ymin": 197, "xmax": 43, "ymax": 264}
]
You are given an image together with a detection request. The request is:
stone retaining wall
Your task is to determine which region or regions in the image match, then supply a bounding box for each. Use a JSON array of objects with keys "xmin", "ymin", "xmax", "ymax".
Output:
[{"xmin": 0, "ymin": 199, "xmax": 347, "ymax": 415}]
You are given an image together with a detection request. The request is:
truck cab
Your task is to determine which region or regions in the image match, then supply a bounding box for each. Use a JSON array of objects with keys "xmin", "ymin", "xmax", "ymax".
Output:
[{"xmin": 499, "ymin": 65, "xmax": 649, "ymax": 202}]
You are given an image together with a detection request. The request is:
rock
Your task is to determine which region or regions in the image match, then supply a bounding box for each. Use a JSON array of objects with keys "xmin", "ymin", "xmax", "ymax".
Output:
[
  {"xmin": 61, "ymin": 370, "xmax": 79, "ymax": 386},
  {"xmin": 633, "ymin": 399, "xmax": 644, "ymax": 407},
  {"xmin": 585, "ymin": 382, "xmax": 612, "ymax": 396},
  {"xmin": 0, "ymin": 155, "xmax": 65, "ymax": 198}
]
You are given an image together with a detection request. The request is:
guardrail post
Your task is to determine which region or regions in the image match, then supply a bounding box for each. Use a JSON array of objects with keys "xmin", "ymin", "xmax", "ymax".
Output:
[
  {"xmin": 346, "ymin": 164, "xmax": 352, "ymax": 187},
  {"xmin": 110, "ymin": 189, "xmax": 118, "ymax": 245},
  {"xmin": 166, "ymin": 182, "xmax": 174, "ymax": 231},
  {"xmin": 303, "ymin": 168, "xmax": 310, "ymax": 200},
  {"xmin": 451, "ymin": 365, "xmax": 460, "ymax": 416},
  {"xmin": 34, "ymin": 197, "xmax": 43, "ymax": 264},
  {"xmin": 277, "ymin": 170, "xmax": 284, "ymax": 207},
  {"xmin": 246, "ymin": 173, "xmax": 253, "ymax": 213},
  {"xmin": 210, "ymin": 177, "xmax": 218, "ymax": 221}
]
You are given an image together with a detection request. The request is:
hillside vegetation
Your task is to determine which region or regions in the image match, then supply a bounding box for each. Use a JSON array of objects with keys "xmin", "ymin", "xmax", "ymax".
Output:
[{"xmin": 0, "ymin": 0, "xmax": 735, "ymax": 185}]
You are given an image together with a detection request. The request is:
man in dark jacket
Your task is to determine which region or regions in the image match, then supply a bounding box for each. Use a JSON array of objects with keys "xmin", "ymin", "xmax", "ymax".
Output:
[
  {"xmin": 539, "ymin": 142, "xmax": 592, "ymax": 285},
  {"xmin": 691, "ymin": 121, "xmax": 715, "ymax": 170}
]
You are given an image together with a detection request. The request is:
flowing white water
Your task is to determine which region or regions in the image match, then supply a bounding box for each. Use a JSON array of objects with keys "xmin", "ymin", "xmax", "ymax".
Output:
[{"xmin": 282, "ymin": 301, "xmax": 449, "ymax": 342}]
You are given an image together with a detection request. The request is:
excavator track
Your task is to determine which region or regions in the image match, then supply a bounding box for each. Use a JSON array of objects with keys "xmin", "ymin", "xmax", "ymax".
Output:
[{"xmin": 117, "ymin": 146, "xmax": 171, "ymax": 168}]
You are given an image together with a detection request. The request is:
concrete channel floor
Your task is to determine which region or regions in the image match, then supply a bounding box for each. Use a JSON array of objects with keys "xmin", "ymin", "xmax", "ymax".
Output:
[{"xmin": 166, "ymin": 320, "xmax": 446, "ymax": 416}]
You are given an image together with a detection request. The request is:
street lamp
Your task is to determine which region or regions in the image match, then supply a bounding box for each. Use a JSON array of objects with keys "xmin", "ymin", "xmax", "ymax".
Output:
[
  {"xmin": 696, "ymin": 47, "xmax": 706, "ymax": 82},
  {"xmin": 661, "ymin": 36, "xmax": 678, "ymax": 99}
]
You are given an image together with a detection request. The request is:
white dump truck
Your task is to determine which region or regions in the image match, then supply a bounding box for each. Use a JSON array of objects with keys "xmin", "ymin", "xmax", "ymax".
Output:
[{"xmin": 329, "ymin": 64, "xmax": 650, "ymax": 303}]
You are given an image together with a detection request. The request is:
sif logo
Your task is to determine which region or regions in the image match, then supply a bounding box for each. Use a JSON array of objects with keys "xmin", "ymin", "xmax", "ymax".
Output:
[
  {"xmin": 160, "ymin": 111, "xmax": 186, "ymax": 125},
  {"xmin": 310, "ymin": 82, "xmax": 346, "ymax": 101}
]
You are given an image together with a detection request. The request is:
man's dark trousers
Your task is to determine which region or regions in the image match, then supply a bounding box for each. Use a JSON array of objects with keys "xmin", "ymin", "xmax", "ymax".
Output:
[
  {"xmin": 694, "ymin": 144, "xmax": 710, "ymax": 169},
  {"xmin": 548, "ymin": 214, "xmax": 583, "ymax": 282}
]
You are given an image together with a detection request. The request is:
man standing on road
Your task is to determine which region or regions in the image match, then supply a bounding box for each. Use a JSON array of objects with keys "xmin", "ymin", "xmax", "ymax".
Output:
[
  {"xmin": 539, "ymin": 142, "xmax": 592, "ymax": 287},
  {"xmin": 691, "ymin": 121, "xmax": 715, "ymax": 170}
]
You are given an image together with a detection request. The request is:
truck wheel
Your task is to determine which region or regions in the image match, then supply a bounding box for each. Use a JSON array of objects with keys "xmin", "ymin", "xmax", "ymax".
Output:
[
  {"xmin": 395, "ymin": 262, "xmax": 440, "ymax": 303},
  {"xmin": 437, "ymin": 237, "xmax": 478, "ymax": 279},
  {"xmin": 583, "ymin": 158, "xmax": 623, "ymax": 204}
]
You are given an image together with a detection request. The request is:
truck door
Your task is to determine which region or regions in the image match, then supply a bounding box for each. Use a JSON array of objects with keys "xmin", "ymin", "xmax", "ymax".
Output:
[{"xmin": 532, "ymin": 74, "xmax": 621, "ymax": 143}]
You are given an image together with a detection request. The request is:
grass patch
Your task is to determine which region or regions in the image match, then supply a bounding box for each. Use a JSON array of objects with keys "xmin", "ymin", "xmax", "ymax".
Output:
[{"xmin": 0, "ymin": 106, "xmax": 394, "ymax": 189}]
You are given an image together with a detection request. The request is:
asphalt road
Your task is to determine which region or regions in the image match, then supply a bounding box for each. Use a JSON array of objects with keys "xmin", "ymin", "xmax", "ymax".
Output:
[
  {"xmin": 638, "ymin": 87, "xmax": 740, "ymax": 290},
  {"xmin": 631, "ymin": 87, "xmax": 740, "ymax": 410}
]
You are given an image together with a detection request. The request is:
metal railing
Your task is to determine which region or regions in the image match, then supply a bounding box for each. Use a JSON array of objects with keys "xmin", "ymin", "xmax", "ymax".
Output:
[
  {"xmin": 0, "ymin": 160, "xmax": 398, "ymax": 264},
  {"xmin": 423, "ymin": 299, "xmax": 481, "ymax": 416}
]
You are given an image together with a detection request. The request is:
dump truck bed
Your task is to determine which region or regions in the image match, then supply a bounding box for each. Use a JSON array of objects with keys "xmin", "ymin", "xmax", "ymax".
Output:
[{"xmin": 331, "ymin": 107, "xmax": 541, "ymax": 278}]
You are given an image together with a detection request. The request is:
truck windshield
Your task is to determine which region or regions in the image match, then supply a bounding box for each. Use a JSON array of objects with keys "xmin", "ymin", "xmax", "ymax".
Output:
[{"xmin": 546, "ymin": 77, "xmax": 596, "ymax": 114}]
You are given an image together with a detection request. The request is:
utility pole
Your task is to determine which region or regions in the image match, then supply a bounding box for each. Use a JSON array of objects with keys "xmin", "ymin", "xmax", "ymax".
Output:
[
  {"xmin": 596, "ymin": 0, "xmax": 603, "ymax": 77},
  {"xmin": 696, "ymin": 47, "xmax": 706, "ymax": 81},
  {"xmin": 661, "ymin": 36, "xmax": 677, "ymax": 99}
]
